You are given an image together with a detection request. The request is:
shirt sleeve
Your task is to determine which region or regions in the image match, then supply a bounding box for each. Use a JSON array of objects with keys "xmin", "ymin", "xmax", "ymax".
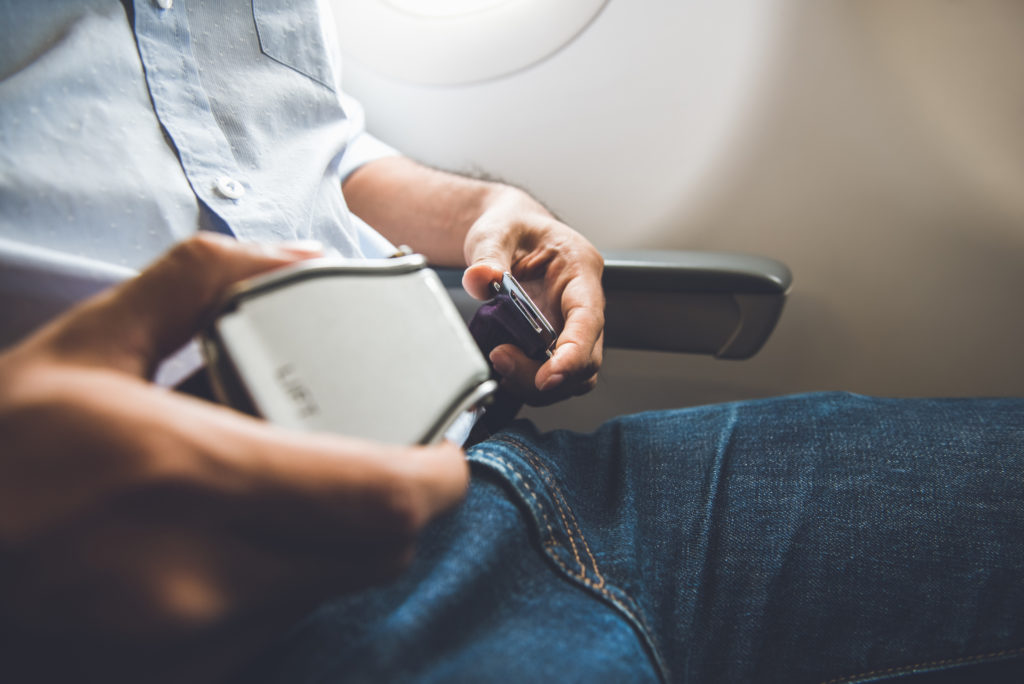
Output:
[
  {"xmin": 316, "ymin": 0, "xmax": 401, "ymax": 181},
  {"xmin": 337, "ymin": 90, "xmax": 401, "ymax": 182}
]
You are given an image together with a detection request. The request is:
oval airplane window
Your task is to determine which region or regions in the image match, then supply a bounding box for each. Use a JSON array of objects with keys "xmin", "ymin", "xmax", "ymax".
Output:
[
  {"xmin": 333, "ymin": 0, "xmax": 610, "ymax": 85},
  {"xmin": 383, "ymin": 1, "xmax": 512, "ymax": 17}
]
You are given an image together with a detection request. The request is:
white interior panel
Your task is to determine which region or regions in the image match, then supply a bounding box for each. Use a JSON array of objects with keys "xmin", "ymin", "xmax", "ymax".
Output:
[{"xmin": 332, "ymin": 0, "xmax": 1024, "ymax": 430}]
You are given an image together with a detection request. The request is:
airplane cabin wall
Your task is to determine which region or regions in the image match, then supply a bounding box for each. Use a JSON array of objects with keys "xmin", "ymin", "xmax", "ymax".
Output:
[{"xmin": 333, "ymin": 0, "xmax": 1024, "ymax": 430}]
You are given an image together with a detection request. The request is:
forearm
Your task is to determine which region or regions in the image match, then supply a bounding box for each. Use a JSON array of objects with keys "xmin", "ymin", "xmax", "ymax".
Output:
[
  {"xmin": 345, "ymin": 155, "xmax": 603, "ymax": 402},
  {"xmin": 342, "ymin": 156, "xmax": 544, "ymax": 266}
]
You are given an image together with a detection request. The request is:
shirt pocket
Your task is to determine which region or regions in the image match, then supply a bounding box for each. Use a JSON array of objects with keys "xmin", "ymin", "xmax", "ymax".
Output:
[{"xmin": 251, "ymin": 0, "xmax": 336, "ymax": 91}]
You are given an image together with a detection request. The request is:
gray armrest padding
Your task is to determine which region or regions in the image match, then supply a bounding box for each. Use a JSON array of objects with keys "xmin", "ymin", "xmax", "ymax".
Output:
[{"xmin": 434, "ymin": 250, "xmax": 792, "ymax": 360}]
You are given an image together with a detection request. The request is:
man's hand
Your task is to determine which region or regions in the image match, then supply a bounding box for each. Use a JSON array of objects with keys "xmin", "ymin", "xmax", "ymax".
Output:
[
  {"xmin": 343, "ymin": 158, "xmax": 605, "ymax": 406},
  {"xmin": 461, "ymin": 188, "xmax": 604, "ymax": 406},
  {"xmin": 0, "ymin": 234, "xmax": 468, "ymax": 683}
]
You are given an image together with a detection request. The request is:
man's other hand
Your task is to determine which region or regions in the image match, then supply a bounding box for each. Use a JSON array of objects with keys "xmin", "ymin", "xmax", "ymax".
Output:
[
  {"xmin": 0, "ymin": 234, "xmax": 469, "ymax": 683},
  {"xmin": 462, "ymin": 188, "xmax": 605, "ymax": 406}
]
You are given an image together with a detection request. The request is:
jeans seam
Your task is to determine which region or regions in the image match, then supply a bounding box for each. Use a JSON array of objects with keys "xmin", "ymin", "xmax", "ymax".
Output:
[
  {"xmin": 821, "ymin": 645, "xmax": 1024, "ymax": 683},
  {"xmin": 488, "ymin": 437, "xmax": 622, "ymax": 595},
  {"xmin": 503, "ymin": 438, "xmax": 658, "ymax": 624},
  {"xmin": 483, "ymin": 452, "xmax": 595, "ymax": 587},
  {"xmin": 507, "ymin": 437, "xmax": 605, "ymax": 587},
  {"xmin": 482, "ymin": 453, "xmax": 558, "ymax": 544},
  {"xmin": 476, "ymin": 437, "xmax": 671, "ymax": 684}
]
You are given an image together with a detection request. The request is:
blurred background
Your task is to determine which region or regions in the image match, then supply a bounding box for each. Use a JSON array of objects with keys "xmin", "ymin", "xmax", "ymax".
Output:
[{"xmin": 331, "ymin": 0, "xmax": 1024, "ymax": 431}]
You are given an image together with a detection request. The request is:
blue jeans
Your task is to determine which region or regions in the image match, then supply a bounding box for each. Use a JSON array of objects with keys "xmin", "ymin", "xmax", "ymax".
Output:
[{"xmin": 250, "ymin": 393, "xmax": 1024, "ymax": 683}]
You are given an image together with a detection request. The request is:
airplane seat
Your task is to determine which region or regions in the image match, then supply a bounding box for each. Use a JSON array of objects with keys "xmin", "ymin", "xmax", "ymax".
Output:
[
  {"xmin": 331, "ymin": 0, "xmax": 1024, "ymax": 432},
  {"xmin": 434, "ymin": 250, "xmax": 792, "ymax": 361},
  {"xmin": 434, "ymin": 249, "xmax": 792, "ymax": 435}
]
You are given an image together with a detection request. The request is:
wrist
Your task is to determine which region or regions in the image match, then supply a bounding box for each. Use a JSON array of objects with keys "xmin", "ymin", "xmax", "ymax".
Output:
[
  {"xmin": 452, "ymin": 178, "xmax": 512, "ymax": 233},
  {"xmin": 477, "ymin": 183, "xmax": 551, "ymax": 221},
  {"xmin": 468, "ymin": 184, "xmax": 556, "ymax": 250}
]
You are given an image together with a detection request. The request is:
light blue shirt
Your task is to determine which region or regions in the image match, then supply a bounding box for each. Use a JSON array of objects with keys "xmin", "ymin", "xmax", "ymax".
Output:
[{"xmin": 0, "ymin": 0, "xmax": 399, "ymax": 354}]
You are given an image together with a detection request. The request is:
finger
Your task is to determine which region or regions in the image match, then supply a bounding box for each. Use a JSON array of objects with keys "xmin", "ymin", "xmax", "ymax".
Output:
[
  {"xmin": 534, "ymin": 275, "xmax": 605, "ymax": 391},
  {"xmin": 157, "ymin": 388, "xmax": 471, "ymax": 549},
  {"xmin": 148, "ymin": 535, "xmax": 420, "ymax": 683},
  {"xmin": 0, "ymin": 361, "xmax": 467, "ymax": 550},
  {"xmin": 461, "ymin": 219, "xmax": 519, "ymax": 300},
  {"xmin": 535, "ymin": 319, "xmax": 604, "ymax": 393},
  {"xmin": 41, "ymin": 371, "xmax": 470, "ymax": 553},
  {"xmin": 489, "ymin": 344, "xmax": 543, "ymax": 396},
  {"xmin": 462, "ymin": 262, "xmax": 505, "ymax": 301},
  {"xmin": 490, "ymin": 344, "xmax": 598, "ymax": 406},
  {"xmin": 10, "ymin": 513, "xmax": 411, "ymax": 683},
  {"xmin": 43, "ymin": 234, "xmax": 323, "ymax": 377}
]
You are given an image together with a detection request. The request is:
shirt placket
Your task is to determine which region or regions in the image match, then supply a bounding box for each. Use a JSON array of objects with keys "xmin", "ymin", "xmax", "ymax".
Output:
[{"xmin": 132, "ymin": 0, "xmax": 289, "ymax": 242}]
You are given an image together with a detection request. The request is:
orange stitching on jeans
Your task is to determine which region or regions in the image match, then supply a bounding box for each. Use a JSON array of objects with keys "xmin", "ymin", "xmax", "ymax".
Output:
[
  {"xmin": 477, "ymin": 445, "xmax": 669, "ymax": 683},
  {"xmin": 821, "ymin": 645, "xmax": 1024, "ymax": 684},
  {"xmin": 483, "ymin": 453, "xmax": 556, "ymax": 542},
  {"xmin": 480, "ymin": 449, "xmax": 593, "ymax": 584},
  {"xmin": 493, "ymin": 437, "xmax": 651, "ymax": 622},
  {"xmin": 540, "ymin": 522, "xmax": 663, "ymax": 676},
  {"xmin": 482, "ymin": 451, "xmax": 605, "ymax": 598},
  {"xmin": 518, "ymin": 446, "xmax": 607, "ymax": 589},
  {"xmin": 498, "ymin": 436, "xmax": 603, "ymax": 585},
  {"xmin": 495, "ymin": 437, "xmax": 587, "ymax": 577}
]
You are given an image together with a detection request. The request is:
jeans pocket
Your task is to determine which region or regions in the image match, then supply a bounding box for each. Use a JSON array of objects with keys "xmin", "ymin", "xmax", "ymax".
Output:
[{"xmin": 251, "ymin": 0, "xmax": 336, "ymax": 91}]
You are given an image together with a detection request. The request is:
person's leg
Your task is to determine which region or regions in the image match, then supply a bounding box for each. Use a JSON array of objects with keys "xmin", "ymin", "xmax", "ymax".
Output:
[
  {"xmin": 244, "ymin": 464, "xmax": 661, "ymax": 683},
  {"xmin": 251, "ymin": 392, "xmax": 1024, "ymax": 683},
  {"xmin": 473, "ymin": 392, "xmax": 1024, "ymax": 682}
]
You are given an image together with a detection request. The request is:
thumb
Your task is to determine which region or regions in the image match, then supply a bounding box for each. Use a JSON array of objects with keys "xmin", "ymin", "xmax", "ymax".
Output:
[
  {"xmin": 462, "ymin": 262, "xmax": 506, "ymax": 301},
  {"xmin": 462, "ymin": 227, "xmax": 515, "ymax": 301},
  {"xmin": 43, "ymin": 234, "xmax": 322, "ymax": 377}
]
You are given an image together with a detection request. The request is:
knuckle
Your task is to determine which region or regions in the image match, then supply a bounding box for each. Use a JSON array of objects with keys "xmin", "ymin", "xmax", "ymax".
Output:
[
  {"xmin": 166, "ymin": 235, "xmax": 219, "ymax": 270},
  {"xmin": 574, "ymin": 374, "xmax": 599, "ymax": 396},
  {"xmin": 369, "ymin": 477, "xmax": 430, "ymax": 543},
  {"xmin": 375, "ymin": 544, "xmax": 418, "ymax": 583},
  {"xmin": 136, "ymin": 567, "xmax": 228, "ymax": 635},
  {"xmin": 579, "ymin": 358, "xmax": 601, "ymax": 379},
  {"xmin": 159, "ymin": 235, "xmax": 231, "ymax": 301},
  {"xmin": 132, "ymin": 439, "xmax": 209, "ymax": 497},
  {"xmin": 0, "ymin": 392, "xmax": 106, "ymax": 542},
  {"xmin": 168, "ymin": 233, "xmax": 230, "ymax": 269}
]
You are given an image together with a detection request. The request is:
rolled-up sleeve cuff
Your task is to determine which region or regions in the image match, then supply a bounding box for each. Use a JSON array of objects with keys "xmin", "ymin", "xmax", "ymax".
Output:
[{"xmin": 339, "ymin": 130, "xmax": 401, "ymax": 182}]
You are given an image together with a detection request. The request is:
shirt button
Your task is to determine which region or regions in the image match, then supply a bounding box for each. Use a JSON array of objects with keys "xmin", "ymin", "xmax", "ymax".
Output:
[
  {"xmin": 155, "ymin": 0, "xmax": 173, "ymax": 9},
  {"xmin": 215, "ymin": 176, "xmax": 246, "ymax": 200}
]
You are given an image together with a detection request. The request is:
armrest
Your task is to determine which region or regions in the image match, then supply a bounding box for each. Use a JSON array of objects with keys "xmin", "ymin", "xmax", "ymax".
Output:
[
  {"xmin": 433, "ymin": 250, "xmax": 792, "ymax": 360},
  {"xmin": 602, "ymin": 250, "xmax": 791, "ymax": 359}
]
